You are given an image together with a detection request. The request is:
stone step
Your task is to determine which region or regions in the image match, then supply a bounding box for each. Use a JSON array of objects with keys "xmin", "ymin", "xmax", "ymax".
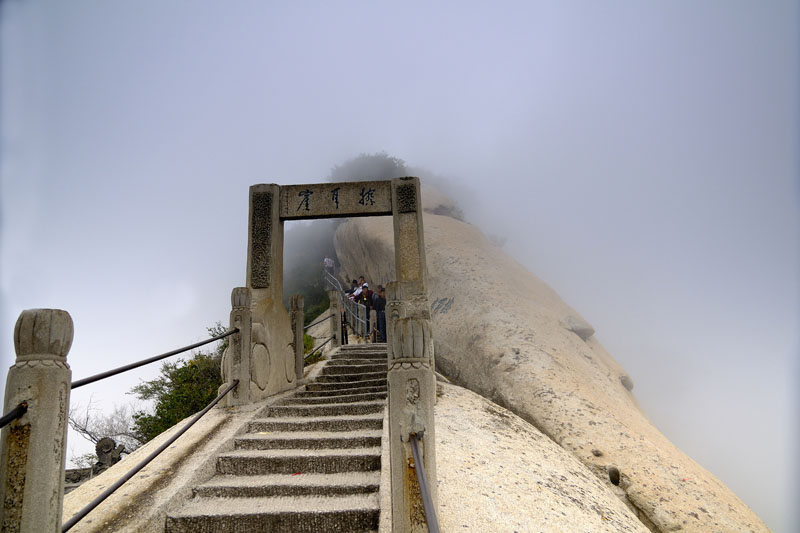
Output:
[
  {"xmin": 330, "ymin": 351, "xmax": 387, "ymax": 360},
  {"xmin": 235, "ymin": 430, "xmax": 382, "ymax": 450},
  {"xmin": 295, "ymin": 384, "xmax": 387, "ymax": 397},
  {"xmin": 216, "ymin": 447, "xmax": 381, "ymax": 475},
  {"xmin": 340, "ymin": 342, "xmax": 386, "ymax": 348},
  {"xmin": 340, "ymin": 347, "xmax": 386, "ymax": 353},
  {"xmin": 314, "ymin": 370, "xmax": 387, "ymax": 383},
  {"xmin": 192, "ymin": 471, "xmax": 380, "ymax": 498},
  {"xmin": 324, "ymin": 358, "xmax": 388, "ymax": 366},
  {"xmin": 248, "ymin": 414, "xmax": 383, "ymax": 433},
  {"xmin": 322, "ymin": 363, "xmax": 387, "ymax": 375},
  {"xmin": 278, "ymin": 391, "xmax": 387, "ymax": 405},
  {"xmin": 165, "ymin": 493, "xmax": 379, "ymax": 533},
  {"xmin": 306, "ymin": 378, "xmax": 387, "ymax": 391},
  {"xmin": 331, "ymin": 346, "xmax": 386, "ymax": 353},
  {"xmin": 266, "ymin": 400, "xmax": 384, "ymax": 418}
]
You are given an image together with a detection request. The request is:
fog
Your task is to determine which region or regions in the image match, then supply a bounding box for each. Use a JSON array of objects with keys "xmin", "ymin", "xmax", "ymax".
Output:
[{"xmin": 1, "ymin": 2, "xmax": 797, "ymax": 531}]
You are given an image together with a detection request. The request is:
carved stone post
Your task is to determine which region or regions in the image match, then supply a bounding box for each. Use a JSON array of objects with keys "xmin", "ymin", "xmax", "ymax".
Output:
[
  {"xmin": 0, "ymin": 309, "xmax": 73, "ymax": 532},
  {"xmin": 328, "ymin": 290, "xmax": 342, "ymax": 348},
  {"xmin": 388, "ymin": 176, "xmax": 438, "ymax": 532},
  {"xmin": 290, "ymin": 294, "xmax": 304, "ymax": 382},
  {"xmin": 370, "ymin": 309, "xmax": 378, "ymax": 343},
  {"xmin": 221, "ymin": 287, "xmax": 252, "ymax": 406},
  {"xmin": 355, "ymin": 304, "xmax": 364, "ymax": 338}
]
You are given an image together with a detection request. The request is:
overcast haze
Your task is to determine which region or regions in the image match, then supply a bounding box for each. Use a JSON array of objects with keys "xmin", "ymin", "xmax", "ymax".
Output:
[{"xmin": 1, "ymin": 2, "xmax": 797, "ymax": 531}]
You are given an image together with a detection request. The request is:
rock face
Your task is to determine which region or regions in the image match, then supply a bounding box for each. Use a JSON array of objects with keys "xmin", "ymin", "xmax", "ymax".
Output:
[
  {"xmin": 335, "ymin": 185, "xmax": 769, "ymax": 533},
  {"xmin": 434, "ymin": 382, "xmax": 650, "ymax": 532}
]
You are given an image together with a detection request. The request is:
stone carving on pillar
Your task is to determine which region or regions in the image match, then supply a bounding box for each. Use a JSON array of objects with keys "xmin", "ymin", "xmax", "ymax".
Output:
[
  {"xmin": 249, "ymin": 191, "xmax": 273, "ymax": 289},
  {"xmin": 95, "ymin": 437, "xmax": 124, "ymax": 471},
  {"xmin": 389, "ymin": 316, "xmax": 433, "ymax": 371},
  {"xmin": 220, "ymin": 287, "xmax": 252, "ymax": 406},
  {"xmin": 0, "ymin": 309, "xmax": 73, "ymax": 533}
]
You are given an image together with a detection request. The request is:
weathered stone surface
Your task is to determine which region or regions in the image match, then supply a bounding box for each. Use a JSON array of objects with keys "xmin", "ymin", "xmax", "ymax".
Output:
[
  {"xmin": 1, "ymin": 309, "xmax": 73, "ymax": 533},
  {"xmin": 280, "ymin": 181, "xmax": 392, "ymax": 220},
  {"xmin": 433, "ymin": 382, "xmax": 650, "ymax": 532},
  {"xmin": 561, "ymin": 314, "xmax": 595, "ymax": 341},
  {"xmin": 336, "ymin": 185, "xmax": 769, "ymax": 533}
]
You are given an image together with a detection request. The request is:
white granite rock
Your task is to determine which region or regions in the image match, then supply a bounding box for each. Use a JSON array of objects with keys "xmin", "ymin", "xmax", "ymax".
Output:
[
  {"xmin": 434, "ymin": 382, "xmax": 650, "ymax": 533},
  {"xmin": 336, "ymin": 185, "xmax": 769, "ymax": 533}
]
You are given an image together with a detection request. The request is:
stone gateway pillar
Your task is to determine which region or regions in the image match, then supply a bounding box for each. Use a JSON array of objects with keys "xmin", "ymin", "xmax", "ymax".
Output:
[
  {"xmin": 0, "ymin": 309, "xmax": 73, "ymax": 532},
  {"xmin": 388, "ymin": 177, "xmax": 438, "ymax": 532},
  {"xmin": 246, "ymin": 185, "xmax": 296, "ymax": 400}
]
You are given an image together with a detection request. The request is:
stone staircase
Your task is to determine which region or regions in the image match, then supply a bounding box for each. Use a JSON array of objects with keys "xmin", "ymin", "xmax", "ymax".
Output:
[{"xmin": 165, "ymin": 343, "xmax": 388, "ymax": 533}]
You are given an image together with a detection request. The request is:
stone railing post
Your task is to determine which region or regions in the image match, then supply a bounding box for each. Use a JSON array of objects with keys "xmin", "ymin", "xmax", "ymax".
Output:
[
  {"xmin": 386, "ymin": 282, "xmax": 438, "ymax": 532},
  {"xmin": 221, "ymin": 287, "xmax": 252, "ymax": 406},
  {"xmin": 369, "ymin": 309, "xmax": 378, "ymax": 343},
  {"xmin": 0, "ymin": 309, "xmax": 73, "ymax": 532},
  {"xmin": 290, "ymin": 294, "xmax": 304, "ymax": 382},
  {"xmin": 360, "ymin": 304, "xmax": 367, "ymax": 338},
  {"xmin": 328, "ymin": 290, "xmax": 342, "ymax": 348}
]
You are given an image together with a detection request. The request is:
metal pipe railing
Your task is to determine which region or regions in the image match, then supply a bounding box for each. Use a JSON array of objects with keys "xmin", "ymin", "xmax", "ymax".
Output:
[
  {"xmin": 304, "ymin": 336, "xmax": 335, "ymax": 360},
  {"xmin": 61, "ymin": 379, "xmax": 239, "ymax": 532},
  {"xmin": 324, "ymin": 272, "xmax": 367, "ymax": 336},
  {"xmin": 409, "ymin": 432, "xmax": 440, "ymax": 533},
  {"xmin": 0, "ymin": 402, "xmax": 28, "ymax": 429},
  {"xmin": 71, "ymin": 328, "xmax": 239, "ymax": 389},
  {"xmin": 304, "ymin": 313, "xmax": 333, "ymax": 330}
]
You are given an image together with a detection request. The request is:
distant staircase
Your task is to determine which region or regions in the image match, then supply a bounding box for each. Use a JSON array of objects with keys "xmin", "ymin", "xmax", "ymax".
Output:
[{"xmin": 165, "ymin": 343, "xmax": 388, "ymax": 533}]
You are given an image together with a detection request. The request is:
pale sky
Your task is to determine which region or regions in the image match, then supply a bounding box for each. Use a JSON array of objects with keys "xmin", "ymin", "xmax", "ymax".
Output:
[{"xmin": 1, "ymin": 2, "xmax": 797, "ymax": 531}]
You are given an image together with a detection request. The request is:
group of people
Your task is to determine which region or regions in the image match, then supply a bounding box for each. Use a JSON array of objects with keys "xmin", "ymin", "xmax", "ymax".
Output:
[
  {"xmin": 322, "ymin": 255, "xmax": 387, "ymax": 342},
  {"xmin": 345, "ymin": 276, "xmax": 387, "ymax": 342}
]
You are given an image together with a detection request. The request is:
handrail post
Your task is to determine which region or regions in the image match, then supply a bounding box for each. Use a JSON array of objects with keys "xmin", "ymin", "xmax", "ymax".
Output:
[
  {"xmin": 290, "ymin": 294, "xmax": 305, "ymax": 381},
  {"xmin": 221, "ymin": 288, "xmax": 252, "ymax": 406},
  {"xmin": 328, "ymin": 290, "xmax": 342, "ymax": 348},
  {"xmin": 0, "ymin": 309, "xmax": 73, "ymax": 532},
  {"xmin": 369, "ymin": 309, "xmax": 378, "ymax": 343}
]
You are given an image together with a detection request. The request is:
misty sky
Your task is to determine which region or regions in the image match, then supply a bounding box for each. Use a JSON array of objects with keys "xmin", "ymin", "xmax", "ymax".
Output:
[{"xmin": 1, "ymin": 2, "xmax": 797, "ymax": 531}]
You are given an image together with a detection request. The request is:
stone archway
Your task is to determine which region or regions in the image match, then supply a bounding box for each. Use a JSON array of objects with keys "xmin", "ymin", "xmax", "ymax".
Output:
[{"xmin": 245, "ymin": 177, "xmax": 437, "ymax": 531}]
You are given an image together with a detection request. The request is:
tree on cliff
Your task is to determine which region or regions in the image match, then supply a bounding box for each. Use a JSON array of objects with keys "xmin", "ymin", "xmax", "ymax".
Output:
[{"xmin": 128, "ymin": 323, "xmax": 227, "ymax": 443}]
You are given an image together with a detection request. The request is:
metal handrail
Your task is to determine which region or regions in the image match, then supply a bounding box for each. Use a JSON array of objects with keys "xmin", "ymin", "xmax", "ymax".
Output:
[
  {"xmin": 324, "ymin": 271, "xmax": 345, "ymax": 293},
  {"xmin": 304, "ymin": 313, "xmax": 333, "ymax": 330},
  {"xmin": 324, "ymin": 272, "xmax": 368, "ymax": 334},
  {"xmin": 71, "ymin": 328, "xmax": 239, "ymax": 389},
  {"xmin": 409, "ymin": 432, "xmax": 440, "ymax": 533},
  {"xmin": 304, "ymin": 336, "xmax": 335, "ymax": 360},
  {"xmin": 61, "ymin": 379, "xmax": 239, "ymax": 532},
  {"xmin": 0, "ymin": 402, "xmax": 28, "ymax": 429}
]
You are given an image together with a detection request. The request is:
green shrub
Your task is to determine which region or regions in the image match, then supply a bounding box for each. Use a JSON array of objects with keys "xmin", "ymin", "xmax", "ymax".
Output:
[{"xmin": 129, "ymin": 324, "xmax": 226, "ymax": 444}]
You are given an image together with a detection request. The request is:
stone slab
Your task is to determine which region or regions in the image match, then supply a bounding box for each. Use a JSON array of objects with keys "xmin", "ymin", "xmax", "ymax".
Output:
[{"xmin": 280, "ymin": 181, "xmax": 392, "ymax": 220}]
